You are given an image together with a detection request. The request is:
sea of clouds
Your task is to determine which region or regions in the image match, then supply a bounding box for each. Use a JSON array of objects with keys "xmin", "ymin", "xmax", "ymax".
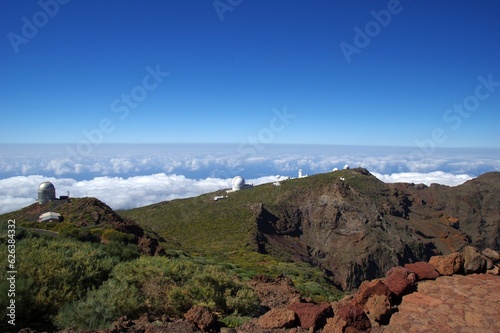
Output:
[{"xmin": 1, "ymin": 144, "xmax": 499, "ymax": 214}]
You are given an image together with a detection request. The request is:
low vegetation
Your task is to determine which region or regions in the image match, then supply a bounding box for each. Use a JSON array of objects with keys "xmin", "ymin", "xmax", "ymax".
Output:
[{"xmin": 0, "ymin": 224, "xmax": 259, "ymax": 331}]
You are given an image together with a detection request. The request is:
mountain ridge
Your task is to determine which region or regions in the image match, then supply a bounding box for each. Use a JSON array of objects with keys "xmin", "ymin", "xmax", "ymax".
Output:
[
  {"xmin": 3, "ymin": 168, "xmax": 499, "ymax": 292},
  {"xmin": 121, "ymin": 168, "xmax": 500, "ymax": 290}
]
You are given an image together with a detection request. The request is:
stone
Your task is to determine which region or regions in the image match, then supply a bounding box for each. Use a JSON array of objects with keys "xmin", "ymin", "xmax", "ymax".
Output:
[
  {"xmin": 485, "ymin": 257, "xmax": 494, "ymax": 270},
  {"xmin": 461, "ymin": 246, "xmax": 487, "ymax": 274},
  {"xmin": 334, "ymin": 301, "xmax": 371, "ymax": 332},
  {"xmin": 184, "ymin": 306, "xmax": 216, "ymax": 331},
  {"xmin": 287, "ymin": 302, "xmax": 332, "ymax": 330},
  {"xmin": 487, "ymin": 265, "xmax": 500, "ymax": 275},
  {"xmin": 482, "ymin": 248, "xmax": 500, "ymax": 264},
  {"xmin": 355, "ymin": 279, "xmax": 393, "ymax": 306},
  {"xmin": 354, "ymin": 279, "xmax": 396, "ymax": 325},
  {"xmin": 364, "ymin": 293, "xmax": 395, "ymax": 325},
  {"xmin": 220, "ymin": 328, "xmax": 237, "ymax": 333},
  {"xmin": 257, "ymin": 308, "xmax": 297, "ymax": 329},
  {"xmin": 383, "ymin": 266, "xmax": 417, "ymax": 298},
  {"xmin": 429, "ymin": 252, "xmax": 464, "ymax": 276},
  {"xmin": 404, "ymin": 262, "xmax": 440, "ymax": 280}
]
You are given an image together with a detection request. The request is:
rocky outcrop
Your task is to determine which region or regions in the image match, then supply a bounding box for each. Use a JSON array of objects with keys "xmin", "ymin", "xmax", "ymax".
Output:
[
  {"xmin": 56, "ymin": 246, "xmax": 499, "ymax": 333},
  {"xmin": 252, "ymin": 169, "xmax": 500, "ymax": 290}
]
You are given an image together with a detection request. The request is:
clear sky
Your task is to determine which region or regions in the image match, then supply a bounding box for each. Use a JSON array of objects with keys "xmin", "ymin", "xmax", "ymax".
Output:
[{"xmin": 1, "ymin": 0, "xmax": 499, "ymax": 147}]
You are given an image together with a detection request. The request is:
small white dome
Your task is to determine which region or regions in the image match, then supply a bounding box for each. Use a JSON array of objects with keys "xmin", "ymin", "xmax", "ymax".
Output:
[{"xmin": 232, "ymin": 176, "xmax": 245, "ymax": 191}]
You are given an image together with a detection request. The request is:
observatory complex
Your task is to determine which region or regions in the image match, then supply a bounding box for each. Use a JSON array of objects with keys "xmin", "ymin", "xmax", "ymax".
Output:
[
  {"xmin": 38, "ymin": 181, "xmax": 56, "ymax": 204},
  {"xmin": 37, "ymin": 181, "xmax": 69, "ymax": 204},
  {"xmin": 227, "ymin": 176, "xmax": 253, "ymax": 193}
]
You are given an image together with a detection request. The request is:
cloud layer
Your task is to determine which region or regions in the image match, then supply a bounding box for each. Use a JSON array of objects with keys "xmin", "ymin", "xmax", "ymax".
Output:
[
  {"xmin": 0, "ymin": 171, "xmax": 475, "ymax": 215},
  {"xmin": 0, "ymin": 144, "xmax": 498, "ymax": 214}
]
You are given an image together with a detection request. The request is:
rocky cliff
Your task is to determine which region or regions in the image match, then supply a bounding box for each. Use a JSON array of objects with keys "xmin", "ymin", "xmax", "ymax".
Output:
[{"xmin": 251, "ymin": 168, "xmax": 500, "ymax": 290}]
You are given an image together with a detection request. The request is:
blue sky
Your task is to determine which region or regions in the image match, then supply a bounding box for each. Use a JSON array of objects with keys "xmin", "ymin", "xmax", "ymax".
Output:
[{"xmin": 1, "ymin": 0, "xmax": 499, "ymax": 147}]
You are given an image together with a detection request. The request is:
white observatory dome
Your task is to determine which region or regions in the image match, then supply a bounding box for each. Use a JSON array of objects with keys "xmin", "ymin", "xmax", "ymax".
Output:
[
  {"xmin": 232, "ymin": 176, "xmax": 246, "ymax": 191},
  {"xmin": 38, "ymin": 181, "xmax": 56, "ymax": 204}
]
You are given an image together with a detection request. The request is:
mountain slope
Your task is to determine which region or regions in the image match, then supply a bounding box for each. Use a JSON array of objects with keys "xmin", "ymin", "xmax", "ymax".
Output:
[
  {"xmin": 0, "ymin": 197, "xmax": 165, "ymax": 256},
  {"xmin": 122, "ymin": 168, "xmax": 500, "ymax": 290}
]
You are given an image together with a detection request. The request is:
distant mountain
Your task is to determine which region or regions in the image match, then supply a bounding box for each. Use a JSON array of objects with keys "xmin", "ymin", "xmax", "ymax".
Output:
[{"xmin": 122, "ymin": 168, "xmax": 500, "ymax": 290}]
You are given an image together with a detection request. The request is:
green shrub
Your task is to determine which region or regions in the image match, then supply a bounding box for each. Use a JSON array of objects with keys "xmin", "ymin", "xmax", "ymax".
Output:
[
  {"xmin": 56, "ymin": 256, "xmax": 259, "ymax": 330},
  {"xmin": 98, "ymin": 241, "xmax": 140, "ymax": 262},
  {"xmin": 101, "ymin": 228, "xmax": 135, "ymax": 244},
  {"xmin": 55, "ymin": 279, "xmax": 143, "ymax": 330},
  {"xmin": 0, "ymin": 237, "xmax": 116, "ymax": 329},
  {"xmin": 220, "ymin": 315, "xmax": 252, "ymax": 328}
]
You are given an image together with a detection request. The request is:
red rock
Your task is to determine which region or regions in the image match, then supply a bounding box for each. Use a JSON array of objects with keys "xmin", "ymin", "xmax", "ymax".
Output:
[
  {"xmin": 429, "ymin": 252, "xmax": 464, "ymax": 276},
  {"xmin": 355, "ymin": 279, "xmax": 393, "ymax": 306},
  {"xmin": 384, "ymin": 266, "xmax": 417, "ymax": 298},
  {"xmin": 184, "ymin": 306, "xmax": 216, "ymax": 331},
  {"xmin": 354, "ymin": 279, "xmax": 396, "ymax": 325},
  {"xmin": 334, "ymin": 301, "xmax": 371, "ymax": 332},
  {"xmin": 287, "ymin": 302, "xmax": 332, "ymax": 330},
  {"xmin": 364, "ymin": 293, "xmax": 395, "ymax": 325},
  {"xmin": 461, "ymin": 246, "xmax": 487, "ymax": 274},
  {"xmin": 257, "ymin": 308, "xmax": 297, "ymax": 329},
  {"xmin": 404, "ymin": 262, "xmax": 440, "ymax": 280}
]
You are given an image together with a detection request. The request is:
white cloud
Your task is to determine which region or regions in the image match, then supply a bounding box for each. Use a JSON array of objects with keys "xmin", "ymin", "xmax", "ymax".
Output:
[
  {"xmin": 372, "ymin": 171, "xmax": 472, "ymax": 187},
  {"xmin": 0, "ymin": 144, "xmax": 498, "ymax": 214},
  {"xmin": 0, "ymin": 170, "xmax": 480, "ymax": 215}
]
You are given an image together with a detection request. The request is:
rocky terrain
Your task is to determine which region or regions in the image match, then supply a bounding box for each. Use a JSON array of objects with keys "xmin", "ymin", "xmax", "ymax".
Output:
[
  {"xmin": 27, "ymin": 245, "xmax": 496, "ymax": 333},
  {"xmin": 5, "ymin": 169, "xmax": 500, "ymax": 332},
  {"xmin": 247, "ymin": 169, "xmax": 500, "ymax": 289}
]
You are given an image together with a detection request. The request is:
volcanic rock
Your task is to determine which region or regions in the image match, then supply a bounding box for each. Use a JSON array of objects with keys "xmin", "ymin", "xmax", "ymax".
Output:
[
  {"xmin": 383, "ymin": 266, "xmax": 417, "ymax": 298},
  {"xmin": 184, "ymin": 306, "xmax": 217, "ymax": 331},
  {"xmin": 257, "ymin": 308, "xmax": 297, "ymax": 329},
  {"xmin": 482, "ymin": 248, "xmax": 500, "ymax": 264},
  {"xmin": 287, "ymin": 302, "xmax": 332, "ymax": 330},
  {"xmin": 355, "ymin": 279, "xmax": 393, "ymax": 305},
  {"xmin": 404, "ymin": 262, "xmax": 440, "ymax": 280},
  {"xmin": 429, "ymin": 252, "xmax": 464, "ymax": 276},
  {"xmin": 461, "ymin": 246, "xmax": 487, "ymax": 274},
  {"xmin": 324, "ymin": 300, "xmax": 371, "ymax": 333}
]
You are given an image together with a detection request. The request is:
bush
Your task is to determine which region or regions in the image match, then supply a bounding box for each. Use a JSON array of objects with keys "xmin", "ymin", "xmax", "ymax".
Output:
[
  {"xmin": 101, "ymin": 228, "xmax": 135, "ymax": 244},
  {"xmin": 0, "ymin": 237, "xmax": 116, "ymax": 329},
  {"xmin": 56, "ymin": 256, "xmax": 259, "ymax": 330},
  {"xmin": 98, "ymin": 241, "xmax": 140, "ymax": 262},
  {"xmin": 55, "ymin": 279, "xmax": 143, "ymax": 330}
]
